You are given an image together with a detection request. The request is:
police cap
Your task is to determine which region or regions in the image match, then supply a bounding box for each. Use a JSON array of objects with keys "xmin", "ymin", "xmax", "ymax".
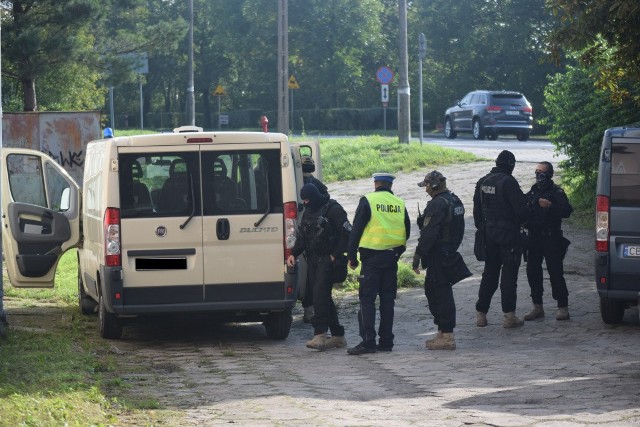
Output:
[{"xmin": 372, "ymin": 173, "xmax": 396, "ymax": 183}]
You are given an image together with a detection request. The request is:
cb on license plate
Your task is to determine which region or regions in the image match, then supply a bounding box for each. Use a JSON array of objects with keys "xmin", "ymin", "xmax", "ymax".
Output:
[{"xmin": 623, "ymin": 245, "xmax": 640, "ymax": 257}]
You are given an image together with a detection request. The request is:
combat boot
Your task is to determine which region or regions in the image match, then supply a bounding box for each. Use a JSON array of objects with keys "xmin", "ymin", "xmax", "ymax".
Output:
[
  {"xmin": 325, "ymin": 335, "xmax": 347, "ymax": 349},
  {"xmin": 556, "ymin": 307, "xmax": 570, "ymax": 321},
  {"xmin": 426, "ymin": 332, "xmax": 456, "ymax": 350},
  {"xmin": 524, "ymin": 304, "xmax": 545, "ymax": 321},
  {"xmin": 425, "ymin": 331, "xmax": 442, "ymax": 347},
  {"xmin": 476, "ymin": 311, "xmax": 488, "ymax": 327},
  {"xmin": 303, "ymin": 306, "xmax": 314, "ymax": 323},
  {"xmin": 305, "ymin": 333, "xmax": 327, "ymax": 351},
  {"xmin": 503, "ymin": 312, "xmax": 524, "ymax": 328}
]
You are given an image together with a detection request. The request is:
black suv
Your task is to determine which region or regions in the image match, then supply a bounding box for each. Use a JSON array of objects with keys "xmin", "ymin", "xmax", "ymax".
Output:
[{"xmin": 444, "ymin": 90, "xmax": 533, "ymax": 141}]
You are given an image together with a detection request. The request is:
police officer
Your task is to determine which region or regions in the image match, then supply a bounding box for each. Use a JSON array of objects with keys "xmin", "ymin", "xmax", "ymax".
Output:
[
  {"xmin": 474, "ymin": 150, "xmax": 529, "ymax": 328},
  {"xmin": 301, "ymin": 155, "xmax": 329, "ymax": 196},
  {"xmin": 287, "ymin": 183, "xmax": 350, "ymax": 351},
  {"xmin": 347, "ymin": 173, "xmax": 410, "ymax": 355},
  {"xmin": 523, "ymin": 161, "xmax": 574, "ymax": 321},
  {"xmin": 413, "ymin": 171, "xmax": 470, "ymax": 350}
]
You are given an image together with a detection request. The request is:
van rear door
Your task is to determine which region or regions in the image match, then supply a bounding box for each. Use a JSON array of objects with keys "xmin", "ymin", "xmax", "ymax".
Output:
[
  {"xmin": 1, "ymin": 149, "xmax": 80, "ymax": 288},
  {"xmin": 200, "ymin": 145, "xmax": 285, "ymax": 302}
]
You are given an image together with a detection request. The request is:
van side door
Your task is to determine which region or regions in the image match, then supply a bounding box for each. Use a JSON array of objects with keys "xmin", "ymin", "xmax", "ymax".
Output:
[{"xmin": 1, "ymin": 149, "xmax": 81, "ymax": 287}]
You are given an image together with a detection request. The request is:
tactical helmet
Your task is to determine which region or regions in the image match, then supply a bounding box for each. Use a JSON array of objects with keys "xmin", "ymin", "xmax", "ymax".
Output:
[
  {"xmin": 301, "ymin": 155, "xmax": 315, "ymax": 173},
  {"xmin": 418, "ymin": 170, "xmax": 446, "ymax": 190}
]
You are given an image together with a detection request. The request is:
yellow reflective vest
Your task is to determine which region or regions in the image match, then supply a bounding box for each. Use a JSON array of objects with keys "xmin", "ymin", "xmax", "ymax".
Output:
[{"xmin": 360, "ymin": 191, "xmax": 407, "ymax": 250}]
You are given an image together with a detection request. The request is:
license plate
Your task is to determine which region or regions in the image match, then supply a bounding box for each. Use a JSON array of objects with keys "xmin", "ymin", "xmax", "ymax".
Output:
[
  {"xmin": 505, "ymin": 110, "xmax": 519, "ymax": 115},
  {"xmin": 623, "ymin": 245, "xmax": 640, "ymax": 257}
]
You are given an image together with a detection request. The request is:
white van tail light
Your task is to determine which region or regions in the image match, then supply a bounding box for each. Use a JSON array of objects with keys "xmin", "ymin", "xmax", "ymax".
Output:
[
  {"xmin": 104, "ymin": 207, "xmax": 121, "ymax": 266},
  {"xmin": 596, "ymin": 195, "xmax": 609, "ymax": 252},
  {"xmin": 283, "ymin": 202, "xmax": 298, "ymax": 260}
]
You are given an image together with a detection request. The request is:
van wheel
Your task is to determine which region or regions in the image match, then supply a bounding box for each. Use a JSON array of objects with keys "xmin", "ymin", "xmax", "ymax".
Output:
[
  {"xmin": 78, "ymin": 271, "xmax": 97, "ymax": 315},
  {"xmin": 99, "ymin": 295, "xmax": 122, "ymax": 339},
  {"xmin": 444, "ymin": 118, "xmax": 457, "ymax": 139},
  {"xmin": 600, "ymin": 296, "xmax": 625, "ymax": 324},
  {"xmin": 264, "ymin": 309, "xmax": 292, "ymax": 340}
]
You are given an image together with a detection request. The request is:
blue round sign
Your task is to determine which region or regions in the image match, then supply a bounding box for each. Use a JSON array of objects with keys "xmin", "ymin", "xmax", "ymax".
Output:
[{"xmin": 376, "ymin": 66, "xmax": 394, "ymax": 84}]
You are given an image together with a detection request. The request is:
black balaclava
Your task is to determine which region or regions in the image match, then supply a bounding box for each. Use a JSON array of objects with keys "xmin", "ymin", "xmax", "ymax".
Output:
[
  {"xmin": 300, "ymin": 183, "xmax": 327, "ymax": 211},
  {"xmin": 536, "ymin": 161, "xmax": 554, "ymax": 187},
  {"xmin": 495, "ymin": 150, "xmax": 516, "ymax": 174}
]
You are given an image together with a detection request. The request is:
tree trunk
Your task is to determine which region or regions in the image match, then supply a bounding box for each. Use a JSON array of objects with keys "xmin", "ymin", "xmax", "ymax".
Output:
[{"xmin": 22, "ymin": 77, "xmax": 37, "ymax": 111}]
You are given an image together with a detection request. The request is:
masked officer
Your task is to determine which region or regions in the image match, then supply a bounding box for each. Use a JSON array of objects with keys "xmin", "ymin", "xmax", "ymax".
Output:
[
  {"xmin": 523, "ymin": 161, "xmax": 574, "ymax": 321},
  {"xmin": 413, "ymin": 171, "xmax": 471, "ymax": 350},
  {"xmin": 347, "ymin": 173, "xmax": 410, "ymax": 355},
  {"xmin": 474, "ymin": 150, "xmax": 529, "ymax": 328},
  {"xmin": 301, "ymin": 156, "xmax": 329, "ymax": 196},
  {"xmin": 287, "ymin": 184, "xmax": 350, "ymax": 351}
]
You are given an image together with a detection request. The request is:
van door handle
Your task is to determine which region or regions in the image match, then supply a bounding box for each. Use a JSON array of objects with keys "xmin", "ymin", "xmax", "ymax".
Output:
[{"xmin": 216, "ymin": 218, "xmax": 230, "ymax": 240}]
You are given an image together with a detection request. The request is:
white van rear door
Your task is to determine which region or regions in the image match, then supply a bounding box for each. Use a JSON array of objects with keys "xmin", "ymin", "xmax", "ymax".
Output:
[
  {"xmin": 1, "ymin": 149, "xmax": 81, "ymax": 288},
  {"xmin": 200, "ymin": 145, "xmax": 284, "ymax": 288},
  {"xmin": 293, "ymin": 140, "xmax": 322, "ymax": 179}
]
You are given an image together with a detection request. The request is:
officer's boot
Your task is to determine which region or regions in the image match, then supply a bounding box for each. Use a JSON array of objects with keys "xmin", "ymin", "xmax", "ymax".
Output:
[
  {"xmin": 303, "ymin": 306, "xmax": 314, "ymax": 323},
  {"xmin": 305, "ymin": 333, "xmax": 327, "ymax": 351},
  {"xmin": 425, "ymin": 331, "xmax": 442, "ymax": 347},
  {"xmin": 426, "ymin": 332, "xmax": 456, "ymax": 350},
  {"xmin": 524, "ymin": 304, "xmax": 545, "ymax": 321},
  {"xmin": 556, "ymin": 307, "xmax": 570, "ymax": 321},
  {"xmin": 476, "ymin": 311, "xmax": 488, "ymax": 327},
  {"xmin": 503, "ymin": 312, "xmax": 525, "ymax": 328},
  {"xmin": 325, "ymin": 335, "xmax": 347, "ymax": 349}
]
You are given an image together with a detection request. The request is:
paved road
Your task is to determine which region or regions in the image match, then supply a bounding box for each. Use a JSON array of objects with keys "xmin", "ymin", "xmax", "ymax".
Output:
[{"xmin": 107, "ymin": 159, "xmax": 640, "ymax": 426}]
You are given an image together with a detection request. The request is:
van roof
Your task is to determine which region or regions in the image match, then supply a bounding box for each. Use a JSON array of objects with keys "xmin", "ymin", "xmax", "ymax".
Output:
[
  {"xmin": 605, "ymin": 126, "xmax": 640, "ymax": 138},
  {"xmin": 96, "ymin": 131, "xmax": 289, "ymax": 147}
]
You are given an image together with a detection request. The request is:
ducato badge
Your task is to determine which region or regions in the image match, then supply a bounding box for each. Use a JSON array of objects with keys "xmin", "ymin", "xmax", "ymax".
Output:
[{"xmin": 155, "ymin": 226, "xmax": 168, "ymax": 237}]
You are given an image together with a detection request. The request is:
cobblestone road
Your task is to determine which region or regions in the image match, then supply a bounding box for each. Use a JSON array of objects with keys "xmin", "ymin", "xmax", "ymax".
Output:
[{"xmin": 109, "ymin": 158, "xmax": 640, "ymax": 426}]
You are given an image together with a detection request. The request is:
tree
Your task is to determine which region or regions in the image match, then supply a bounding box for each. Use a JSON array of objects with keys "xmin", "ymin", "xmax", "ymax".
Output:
[{"xmin": 1, "ymin": 0, "xmax": 103, "ymax": 111}]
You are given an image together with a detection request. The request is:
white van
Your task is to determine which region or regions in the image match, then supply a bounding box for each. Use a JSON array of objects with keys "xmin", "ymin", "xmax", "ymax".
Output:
[{"xmin": 1, "ymin": 130, "xmax": 320, "ymax": 339}]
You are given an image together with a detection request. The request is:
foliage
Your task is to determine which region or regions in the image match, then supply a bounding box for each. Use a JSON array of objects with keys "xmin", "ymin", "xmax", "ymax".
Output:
[
  {"xmin": 546, "ymin": 0, "xmax": 640, "ymax": 105},
  {"xmin": 543, "ymin": 62, "xmax": 640, "ymax": 208}
]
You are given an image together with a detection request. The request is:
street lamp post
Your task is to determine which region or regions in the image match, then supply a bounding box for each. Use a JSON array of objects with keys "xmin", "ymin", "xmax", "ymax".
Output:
[{"xmin": 418, "ymin": 33, "xmax": 426, "ymax": 145}]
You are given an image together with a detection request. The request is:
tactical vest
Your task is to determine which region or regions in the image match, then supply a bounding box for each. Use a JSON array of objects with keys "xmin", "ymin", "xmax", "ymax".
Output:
[
  {"xmin": 480, "ymin": 172, "xmax": 518, "ymax": 224},
  {"xmin": 439, "ymin": 191, "xmax": 465, "ymax": 250},
  {"xmin": 360, "ymin": 191, "xmax": 406, "ymax": 250},
  {"xmin": 299, "ymin": 201, "xmax": 337, "ymax": 255}
]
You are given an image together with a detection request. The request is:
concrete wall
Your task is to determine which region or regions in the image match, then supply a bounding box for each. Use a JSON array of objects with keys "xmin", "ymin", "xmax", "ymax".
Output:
[{"xmin": 2, "ymin": 112, "xmax": 101, "ymax": 184}]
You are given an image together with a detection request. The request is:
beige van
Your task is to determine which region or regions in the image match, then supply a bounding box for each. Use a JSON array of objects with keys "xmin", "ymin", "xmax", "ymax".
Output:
[{"xmin": 1, "ymin": 130, "xmax": 320, "ymax": 339}]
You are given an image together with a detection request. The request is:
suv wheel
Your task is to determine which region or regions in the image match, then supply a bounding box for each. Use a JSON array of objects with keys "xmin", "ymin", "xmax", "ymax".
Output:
[
  {"xmin": 517, "ymin": 132, "xmax": 530, "ymax": 141},
  {"xmin": 472, "ymin": 119, "xmax": 485, "ymax": 140},
  {"xmin": 599, "ymin": 296, "xmax": 625, "ymax": 324},
  {"xmin": 99, "ymin": 294, "xmax": 123, "ymax": 339},
  {"xmin": 264, "ymin": 309, "xmax": 292, "ymax": 340},
  {"xmin": 444, "ymin": 118, "xmax": 456, "ymax": 139}
]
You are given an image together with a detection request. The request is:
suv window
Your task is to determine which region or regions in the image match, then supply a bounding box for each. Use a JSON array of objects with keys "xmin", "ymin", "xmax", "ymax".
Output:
[
  {"xmin": 491, "ymin": 93, "xmax": 527, "ymax": 106},
  {"xmin": 610, "ymin": 143, "xmax": 640, "ymax": 207}
]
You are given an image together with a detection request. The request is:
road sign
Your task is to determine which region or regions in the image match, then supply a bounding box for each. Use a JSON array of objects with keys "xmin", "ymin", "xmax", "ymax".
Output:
[
  {"xmin": 376, "ymin": 66, "xmax": 394, "ymax": 84},
  {"xmin": 381, "ymin": 84, "xmax": 389, "ymax": 103},
  {"xmin": 212, "ymin": 84, "xmax": 226, "ymax": 96},
  {"xmin": 288, "ymin": 75, "xmax": 300, "ymax": 89}
]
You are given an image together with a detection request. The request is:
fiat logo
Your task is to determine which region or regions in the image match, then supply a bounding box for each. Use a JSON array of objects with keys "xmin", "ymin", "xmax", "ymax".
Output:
[{"xmin": 155, "ymin": 226, "xmax": 167, "ymax": 237}]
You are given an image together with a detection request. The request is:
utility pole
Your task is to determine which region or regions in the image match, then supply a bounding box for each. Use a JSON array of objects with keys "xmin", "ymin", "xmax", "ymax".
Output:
[
  {"xmin": 0, "ymin": 32, "xmax": 6, "ymax": 338},
  {"xmin": 398, "ymin": 0, "xmax": 411, "ymax": 144},
  {"xmin": 277, "ymin": 0, "xmax": 289, "ymax": 134},
  {"xmin": 418, "ymin": 33, "xmax": 426, "ymax": 144},
  {"xmin": 186, "ymin": 0, "xmax": 195, "ymax": 126}
]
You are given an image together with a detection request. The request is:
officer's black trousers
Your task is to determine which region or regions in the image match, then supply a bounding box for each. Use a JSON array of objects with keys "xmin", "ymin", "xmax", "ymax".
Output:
[
  {"xmin": 308, "ymin": 255, "xmax": 344, "ymax": 337},
  {"xmin": 526, "ymin": 235, "xmax": 569, "ymax": 307},
  {"xmin": 475, "ymin": 239, "xmax": 522, "ymax": 313},
  {"xmin": 358, "ymin": 250, "xmax": 398, "ymax": 349},
  {"xmin": 424, "ymin": 276, "xmax": 456, "ymax": 333}
]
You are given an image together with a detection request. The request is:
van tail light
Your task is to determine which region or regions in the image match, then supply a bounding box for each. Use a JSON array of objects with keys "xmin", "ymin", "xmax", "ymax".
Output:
[
  {"xmin": 104, "ymin": 207, "xmax": 121, "ymax": 266},
  {"xmin": 283, "ymin": 202, "xmax": 298, "ymax": 261},
  {"xmin": 486, "ymin": 106, "xmax": 501, "ymax": 113},
  {"xmin": 596, "ymin": 195, "xmax": 609, "ymax": 252}
]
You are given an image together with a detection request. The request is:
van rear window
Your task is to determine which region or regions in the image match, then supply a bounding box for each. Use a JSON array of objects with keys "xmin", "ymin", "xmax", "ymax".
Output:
[{"xmin": 611, "ymin": 143, "xmax": 640, "ymax": 207}]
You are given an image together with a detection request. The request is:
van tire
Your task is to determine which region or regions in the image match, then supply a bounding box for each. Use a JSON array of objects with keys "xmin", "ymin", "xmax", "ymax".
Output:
[
  {"xmin": 78, "ymin": 270, "xmax": 97, "ymax": 315},
  {"xmin": 599, "ymin": 296, "xmax": 625, "ymax": 324},
  {"xmin": 264, "ymin": 309, "xmax": 292, "ymax": 340},
  {"xmin": 99, "ymin": 294, "xmax": 122, "ymax": 339}
]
